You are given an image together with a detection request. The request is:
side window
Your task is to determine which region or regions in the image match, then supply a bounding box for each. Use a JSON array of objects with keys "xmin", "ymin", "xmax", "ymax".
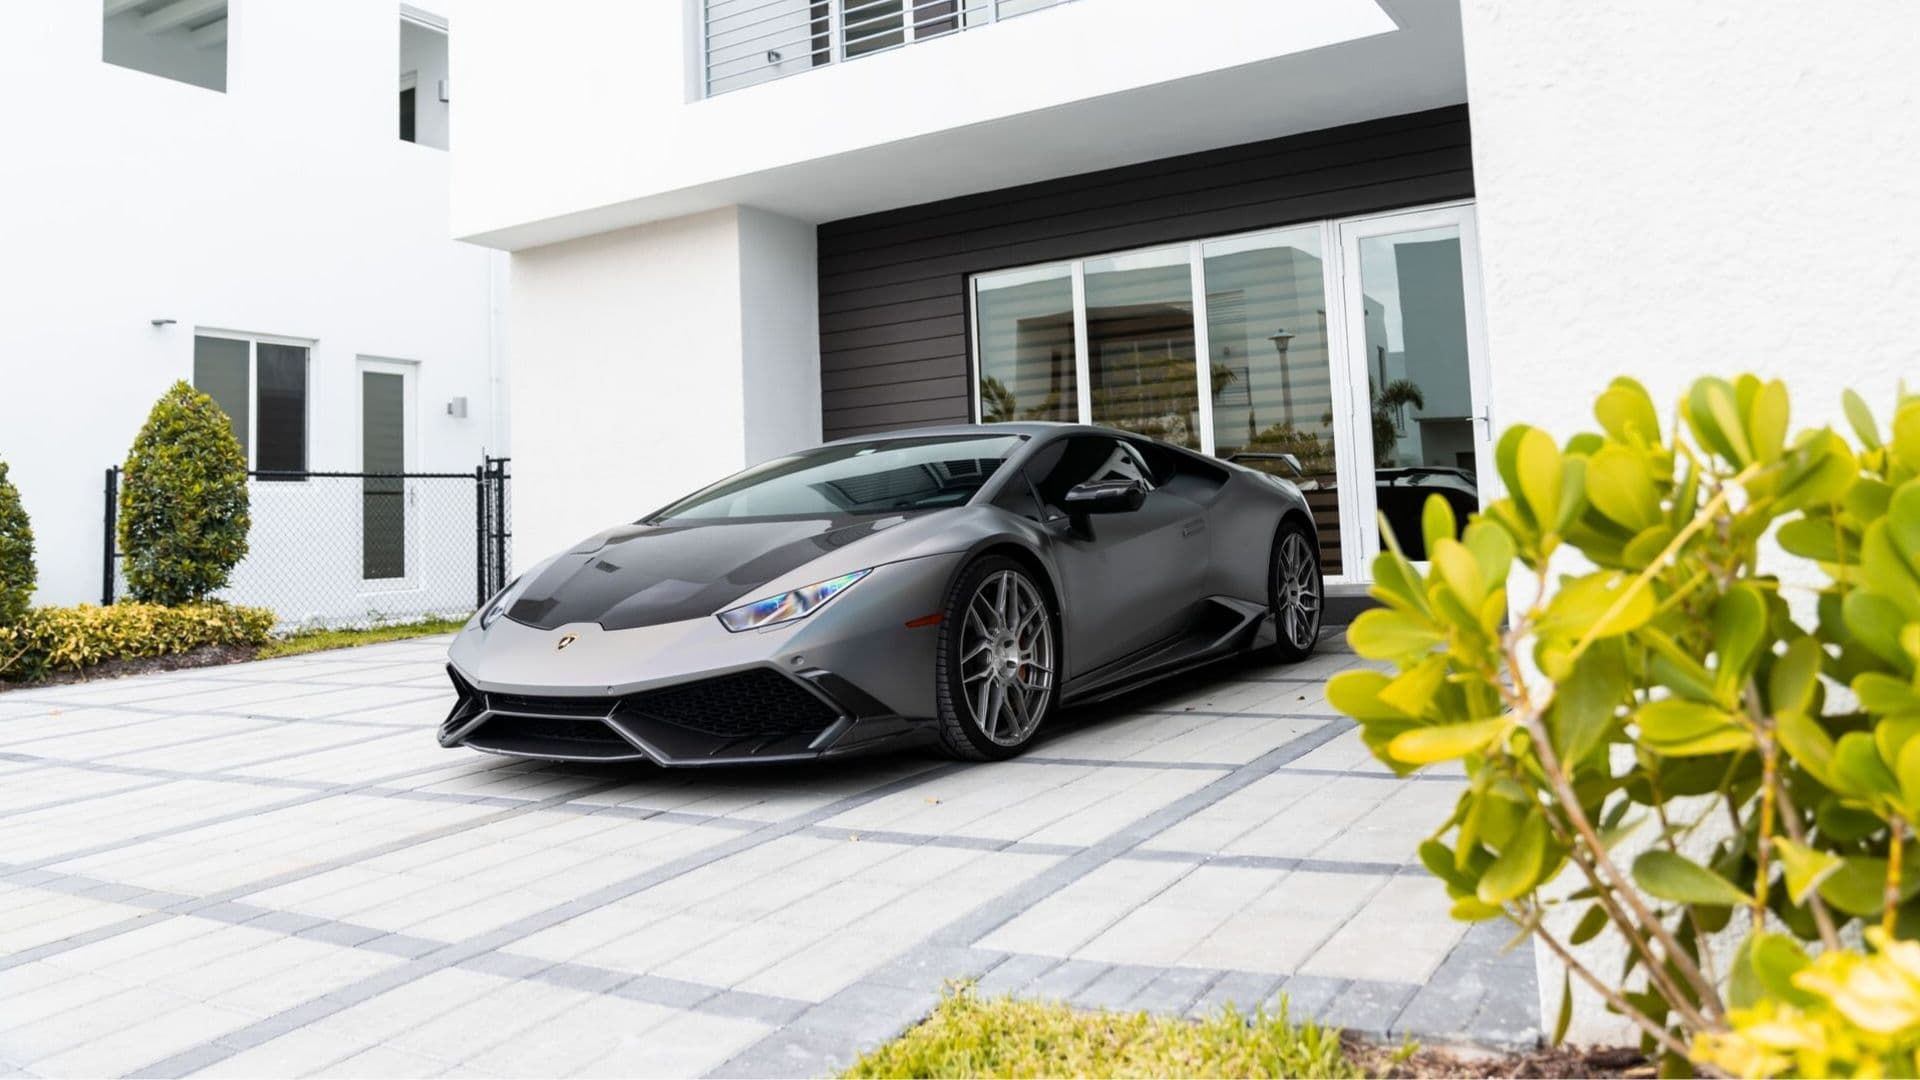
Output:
[{"xmin": 1029, "ymin": 437, "xmax": 1155, "ymax": 517}]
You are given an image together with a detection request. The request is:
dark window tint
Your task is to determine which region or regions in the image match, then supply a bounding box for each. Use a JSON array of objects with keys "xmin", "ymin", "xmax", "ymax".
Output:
[
  {"xmin": 399, "ymin": 86, "xmax": 416, "ymax": 142},
  {"xmin": 256, "ymin": 344, "xmax": 307, "ymax": 474},
  {"xmin": 362, "ymin": 371, "xmax": 405, "ymax": 579},
  {"xmin": 650, "ymin": 434, "xmax": 1023, "ymax": 522},
  {"xmin": 192, "ymin": 336, "xmax": 250, "ymax": 458},
  {"xmin": 1028, "ymin": 437, "xmax": 1155, "ymax": 516}
]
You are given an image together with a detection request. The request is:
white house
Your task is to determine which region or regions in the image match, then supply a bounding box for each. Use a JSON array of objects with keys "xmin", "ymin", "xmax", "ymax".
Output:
[
  {"xmin": 447, "ymin": 0, "xmax": 1918, "ymax": 1036},
  {"xmin": 0, "ymin": 0, "xmax": 508, "ymax": 624}
]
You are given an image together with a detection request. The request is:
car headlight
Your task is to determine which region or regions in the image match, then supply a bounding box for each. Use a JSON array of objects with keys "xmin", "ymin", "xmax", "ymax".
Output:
[
  {"xmin": 717, "ymin": 569, "xmax": 871, "ymax": 633},
  {"xmin": 479, "ymin": 574, "xmax": 532, "ymax": 630}
]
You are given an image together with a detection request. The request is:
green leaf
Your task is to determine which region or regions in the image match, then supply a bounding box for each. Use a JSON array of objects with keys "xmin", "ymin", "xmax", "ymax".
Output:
[
  {"xmin": 1461, "ymin": 519, "xmax": 1516, "ymax": 597},
  {"xmin": 1635, "ymin": 698, "xmax": 1751, "ymax": 757},
  {"xmin": 1429, "ymin": 538, "xmax": 1486, "ymax": 607},
  {"xmin": 1858, "ymin": 672, "xmax": 1920, "ymax": 715},
  {"xmin": 1770, "ymin": 635, "xmax": 1824, "ymax": 717},
  {"xmin": 1513, "ymin": 427, "xmax": 1563, "ymax": 534},
  {"xmin": 1477, "ymin": 808, "xmax": 1549, "ymax": 904},
  {"xmin": 1377, "ymin": 655, "xmax": 1448, "ymax": 717},
  {"xmin": 1584, "ymin": 446, "xmax": 1661, "ymax": 532},
  {"xmin": 1777, "ymin": 710, "xmax": 1838, "ymax": 788},
  {"xmin": 1420, "ymin": 494, "xmax": 1457, "ymax": 560},
  {"xmin": 1777, "ymin": 515, "xmax": 1857, "ymax": 564},
  {"xmin": 1748, "ymin": 377, "xmax": 1789, "ymax": 464},
  {"xmin": 1631, "ymin": 849, "xmax": 1750, "ymax": 907},
  {"xmin": 1594, "ymin": 377, "xmax": 1661, "ymax": 445},
  {"xmin": 1541, "ymin": 571, "xmax": 1657, "ymax": 641},
  {"xmin": 1894, "ymin": 401, "xmax": 1920, "ymax": 470},
  {"xmin": 1817, "ymin": 855, "xmax": 1892, "ymax": 916},
  {"xmin": 1686, "ymin": 377, "xmax": 1754, "ymax": 466},
  {"xmin": 1711, "ymin": 583, "xmax": 1768, "ymax": 696},
  {"xmin": 1551, "ymin": 967, "xmax": 1573, "ymax": 1047},
  {"xmin": 1730, "ymin": 933, "xmax": 1815, "ymax": 1010},
  {"xmin": 1367, "ymin": 548, "xmax": 1431, "ymax": 618},
  {"xmin": 1845, "ymin": 388, "xmax": 1884, "ymax": 449},
  {"xmin": 1347, "ymin": 608, "xmax": 1445, "ymax": 661},
  {"xmin": 1774, "ymin": 838, "xmax": 1843, "ymax": 905},
  {"xmin": 1326, "ymin": 670, "xmax": 1410, "ymax": 721},
  {"xmin": 1389, "ymin": 717, "xmax": 1508, "ymax": 765},
  {"xmin": 1545, "ymin": 642, "xmax": 1627, "ymax": 765},
  {"xmin": 1568, "ymin": 903, "xmax": 1609, "ymax": 946},
  {"xmin": 1830, "ymin": 730, "xmax": 1900, "ymax": 801}
]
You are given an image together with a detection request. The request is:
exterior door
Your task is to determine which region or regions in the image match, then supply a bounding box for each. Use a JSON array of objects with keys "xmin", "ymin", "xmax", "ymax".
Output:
[
  {"xmin": 1332, "ymin": 204, "xmax": 1492, "ymax": 563},
  {"xmin": 359, "ymin": 359, "xmax": 416, "ymax": 588},
  {"xmin": 1027, "ymin": 435, "xmax": 1211, "ymax": 675}
]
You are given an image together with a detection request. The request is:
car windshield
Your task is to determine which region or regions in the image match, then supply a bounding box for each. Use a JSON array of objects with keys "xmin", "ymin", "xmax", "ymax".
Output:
[{"xmin": 646, "ymin": 434, "xmax": 1025, "ymax": 522}]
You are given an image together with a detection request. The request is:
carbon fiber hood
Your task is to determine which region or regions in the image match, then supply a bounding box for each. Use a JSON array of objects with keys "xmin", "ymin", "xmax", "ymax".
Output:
[{"xmin": 505, "ymin": 515, "xmax": 909, "ymax": 631}]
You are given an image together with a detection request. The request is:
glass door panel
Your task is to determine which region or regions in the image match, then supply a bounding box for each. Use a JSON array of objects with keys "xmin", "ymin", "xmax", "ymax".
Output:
[
  {"xmin": 974, "ymin": 264, "xmax": 1078, "ymax": 423},
  {"xmin": 1085, "ymin": 246, "xmax": 1200, "ymax": 449},
  {"xmin": 1339, "ymin": 208, "xmax": 1489, "ymax": 562},
  {"xmin": 1201, "ymin": 227, "xmax": 1342, "ymax": 575}
]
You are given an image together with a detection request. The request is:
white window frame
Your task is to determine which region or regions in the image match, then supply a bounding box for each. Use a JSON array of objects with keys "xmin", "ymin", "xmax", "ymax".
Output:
[
  {"xmin": 193, "ymin": 328, "xmax": 314, "ymax": 476},
  {"xmin": 965, "ymin": 198, "xmax": 1490, "ymax": 586}
]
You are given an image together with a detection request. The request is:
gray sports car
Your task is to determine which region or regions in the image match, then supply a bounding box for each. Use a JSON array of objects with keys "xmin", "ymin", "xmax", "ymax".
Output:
[{"xmin": 440, "ymin": 423, "xmax": 1322, "ymax": 766}]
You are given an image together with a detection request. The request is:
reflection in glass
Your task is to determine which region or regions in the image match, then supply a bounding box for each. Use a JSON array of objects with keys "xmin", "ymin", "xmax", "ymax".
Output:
[
  {"xmin": 1201, "ymin": 228, "xmax": 1341, "ymax": 575},
  {"xmin": 1085, "ymin": 246, "xmax": 1199, "ymax": 449},
  {"xmin": 1357, "ymin": 225, "xmax": 1476, "ymax": 558},
  {"xmin": 975, "ymin": 265, "xmax": 1077, "ymax": 423}
]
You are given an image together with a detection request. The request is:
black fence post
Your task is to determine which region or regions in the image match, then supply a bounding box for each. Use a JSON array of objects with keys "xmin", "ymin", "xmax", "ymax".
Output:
[
  {"xmin": 488, "ymin": 457, "xmax": 509, "ymax": 596},
  {"xmin": 474, "ymin": 464, "xmax": 488, "ymax": 609},
  {"xmin": 101, "ymin": 466, "xmax": 118, "ymax": 606}
]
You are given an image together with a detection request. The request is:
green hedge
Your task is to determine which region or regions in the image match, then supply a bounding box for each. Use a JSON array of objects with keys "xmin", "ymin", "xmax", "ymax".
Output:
[
  {"xmin": 120, "ymin": 381, "xmax": 251, "ymax": 605},
  {"xmin": 0, "ymin": 602, "xmax": 274, "ymax": 682},
  {"xmin": 0, "ymin": 459, "xmax": 33, "ymax": 628}
]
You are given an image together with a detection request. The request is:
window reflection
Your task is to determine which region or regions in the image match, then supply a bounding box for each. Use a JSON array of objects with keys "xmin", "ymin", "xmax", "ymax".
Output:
[
  {"xmin": 1357, "ymin": 225, "xmax": 1476, "ymax": 558},
  {"xmin": 1202, "ymin": 228, "xmax": 1340, "ymax": 575},
  {"xmin": 1085, "ymin": 247, "xmax": 1200, "ymax": 449},
  {"xmin": 975, "ymin": 265, "xmax": 1077, "ymax": 423}
]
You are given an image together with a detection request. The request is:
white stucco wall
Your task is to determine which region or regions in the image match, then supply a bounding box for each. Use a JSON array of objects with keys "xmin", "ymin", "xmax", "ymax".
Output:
[
  {"xmin": 1460, "ymin": 0, "xmax": 1920, "ymax": 1041},
  {"xmin": 450, "ymin": 0, "xmax": 1473, "ymax": 248},
  {"xmin": 0, "ymin": 0, "xmax": 505, "ymax": 611},
  {"xmin": 505, "ymin": 206, "xmax": 822, "ymax": 572}
]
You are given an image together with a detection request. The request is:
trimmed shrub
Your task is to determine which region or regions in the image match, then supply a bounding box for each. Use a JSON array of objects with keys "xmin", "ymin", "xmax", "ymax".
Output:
[
  {"xmin": 1, "ymin": 602, "xmax": 274, "ymax": 682},
  {"xmin": 0, "ymin": 459, "xmax": 32, "ymax": 627},
  {"xmin": 120, "ymin": 381, "xmax": 250, "ymax": 605}
]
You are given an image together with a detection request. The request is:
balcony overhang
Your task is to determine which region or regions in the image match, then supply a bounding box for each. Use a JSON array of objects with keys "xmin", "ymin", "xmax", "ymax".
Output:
[{"xmin": 453, "ymin": 0, "xmax": 1464, "ymax": 251}]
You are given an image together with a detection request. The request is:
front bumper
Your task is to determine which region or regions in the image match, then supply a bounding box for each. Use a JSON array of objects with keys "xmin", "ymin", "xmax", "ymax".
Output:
[{"xmin": 439, "ymin": 553, "xmax": 961, "ymax": 766}]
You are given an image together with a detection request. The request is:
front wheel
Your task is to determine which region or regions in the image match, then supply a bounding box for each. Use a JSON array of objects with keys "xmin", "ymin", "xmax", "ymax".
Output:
[
  {"xmin": 1262, "ymin": 520, "xmax": 1322, "ymax": 663},
  {"xmin": 934, "ymin": 557, "xmax": 1056, "ymax": 761}
]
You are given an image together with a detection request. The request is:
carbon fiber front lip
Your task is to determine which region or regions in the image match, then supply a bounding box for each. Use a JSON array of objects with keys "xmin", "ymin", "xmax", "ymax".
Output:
[{"xmin": 441, "ymin": 663, "xmax": 935, "ymax": 766}]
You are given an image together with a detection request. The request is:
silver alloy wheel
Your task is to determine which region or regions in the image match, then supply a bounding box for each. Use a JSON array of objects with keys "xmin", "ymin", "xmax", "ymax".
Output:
[
  {"xmin": 959, "ymin": 569, "xmax": 1054, "ymax": 746},
  {"xmin": 1276, "ymin": 531, "xmax": 1322, "ymax": 651}
]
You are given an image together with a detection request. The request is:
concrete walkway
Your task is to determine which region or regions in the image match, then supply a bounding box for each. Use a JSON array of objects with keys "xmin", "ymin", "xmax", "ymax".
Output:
[{"xmin": 0, "ymin": 634, "xmax": 1535, "ymax": 1078}]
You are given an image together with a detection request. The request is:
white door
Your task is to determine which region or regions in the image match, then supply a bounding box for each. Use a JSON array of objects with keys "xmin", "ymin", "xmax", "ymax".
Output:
[
  {"xmin": 1331, "ymin": 203, "xmax": 1493, "ymax": 567},
  {"xmin": 358, "ymin": 358, "xmax": 417, "ymax": 592}
]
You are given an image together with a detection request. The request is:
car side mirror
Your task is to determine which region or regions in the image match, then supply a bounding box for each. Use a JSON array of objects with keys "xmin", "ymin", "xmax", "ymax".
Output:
[{"xmin": 1063, "ymin": 478, "xmax": 1147, "ymax": 515}]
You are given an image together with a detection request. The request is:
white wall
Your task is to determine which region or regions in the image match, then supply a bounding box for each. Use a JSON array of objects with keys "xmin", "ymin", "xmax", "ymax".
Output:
[
  {"xmin": 451, "ymin": 0, "xmax": 1472, "ymax": 248},
  {"xmin": 1459, "ymin": 0, "xmax": 1920, "ymax": 1042},
  {"xmin": 0, "ymin": 0, "xmax": 505, "ymax": 611},
  {"xmin": 506, "ymin": 206, "xmax": 823, "ymax": 570}
]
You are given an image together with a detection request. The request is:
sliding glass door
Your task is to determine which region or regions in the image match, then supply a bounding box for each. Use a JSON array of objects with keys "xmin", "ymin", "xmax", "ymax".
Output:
[{"xmin": 967, "ymin": 200, "xmax": 1489, "ymax": 583}]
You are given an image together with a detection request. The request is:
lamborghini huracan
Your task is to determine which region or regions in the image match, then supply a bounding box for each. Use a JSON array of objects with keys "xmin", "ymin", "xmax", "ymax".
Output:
[{"xmin": 440, "ymin": 423, "xmax": 1323, "ymax": 766}]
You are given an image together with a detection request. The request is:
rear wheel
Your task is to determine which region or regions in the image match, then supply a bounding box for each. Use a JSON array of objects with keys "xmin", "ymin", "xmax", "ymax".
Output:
[
  {"xmin": 1262, "ymin": 520, "xmax": 1322, "ymax": 663},
  {"xmin": 934, "ymin": 557, "xmax": 1056, "ymax": 760}
]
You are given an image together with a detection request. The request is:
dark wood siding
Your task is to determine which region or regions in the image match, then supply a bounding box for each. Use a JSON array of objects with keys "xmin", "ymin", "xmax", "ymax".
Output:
[{"xmin": 815, "ymin": 105, "xmax": 1473, "ymax": 440}]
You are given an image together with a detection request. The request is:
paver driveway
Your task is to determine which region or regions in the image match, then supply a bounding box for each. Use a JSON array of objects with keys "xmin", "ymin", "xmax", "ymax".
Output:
[{"xmin": 0, "ymin": 633, "xmax": 1536, "ymax": 1078}]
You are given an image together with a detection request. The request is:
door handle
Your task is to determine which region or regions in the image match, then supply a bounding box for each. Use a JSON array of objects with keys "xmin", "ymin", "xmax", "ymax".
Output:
[{"xmin": 1182, "ymin": 518, "xmax": 1206, "ymax": 538}]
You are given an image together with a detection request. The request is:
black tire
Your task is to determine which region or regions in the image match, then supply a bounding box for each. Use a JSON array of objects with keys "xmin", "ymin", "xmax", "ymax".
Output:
[
  {"xmin": 934, "ymin": 556, "xmax": 1057, "ymax": 761},
  {"xmin": 1260, "ymin": 518, "xmax": 1323, "ymax": 663}
]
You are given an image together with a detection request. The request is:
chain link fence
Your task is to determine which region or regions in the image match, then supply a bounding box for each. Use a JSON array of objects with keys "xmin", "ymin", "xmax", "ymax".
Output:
[{"xmin": 104, "ymin": 459, "xmax": 511, "ymax": 631}]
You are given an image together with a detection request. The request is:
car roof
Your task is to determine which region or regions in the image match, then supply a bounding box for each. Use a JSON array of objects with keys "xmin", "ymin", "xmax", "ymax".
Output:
[{"xmin": 821, "ymin": 421, "xmax": 1132, "ymax": 446}]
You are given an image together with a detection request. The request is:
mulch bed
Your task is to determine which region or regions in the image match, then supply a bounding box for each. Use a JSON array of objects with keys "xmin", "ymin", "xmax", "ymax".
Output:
[
  {"xmin": 1345, "ymin": 1036, "xmax": 1650, "ymax": 1078},
  {"xmin": 0, "ymin": 643, "xmax": 259, "ymax": 693}
]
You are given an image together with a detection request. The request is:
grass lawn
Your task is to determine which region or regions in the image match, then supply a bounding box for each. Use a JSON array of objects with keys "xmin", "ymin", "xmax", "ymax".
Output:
[
  {"xmin": 844, "ymin": 986, "xmax": 1372, "ymax": 1079},
  {"xmin": 257, "ymin": 616, "xmax": 468, "ymax": 660}
]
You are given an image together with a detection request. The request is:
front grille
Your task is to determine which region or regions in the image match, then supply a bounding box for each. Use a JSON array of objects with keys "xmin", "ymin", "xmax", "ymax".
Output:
[
  {"xmin": 476, "ymin": 714, "xmax": 629, "ymax": 747},
  {"xmin": 619, "ymin": 669, "xmax": 840, "ymax": 739},
  {"xmin": 485, "ymin": 691, "xmax": 617, "ymax": 718}
]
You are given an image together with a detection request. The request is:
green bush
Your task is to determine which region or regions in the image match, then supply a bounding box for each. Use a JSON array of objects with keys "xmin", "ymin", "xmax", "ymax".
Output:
[
  {"xmin": 120, "ymin": 381, "xmax": 250, "ymax": 605},
  {"xmin": 0, "ymin": 459, "xmax": 32, "ymax": 627},
  {"xmin": 843, "ymin": 984, "xmax": 1361, "ymax": 1079},
  {"xmin": 1329, "ymin": 374, "xmax": 1920, "ymax": 1074},
  {"xmin": 1, "ymin": 602, "xmax": 274, "ymax": 682}
]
